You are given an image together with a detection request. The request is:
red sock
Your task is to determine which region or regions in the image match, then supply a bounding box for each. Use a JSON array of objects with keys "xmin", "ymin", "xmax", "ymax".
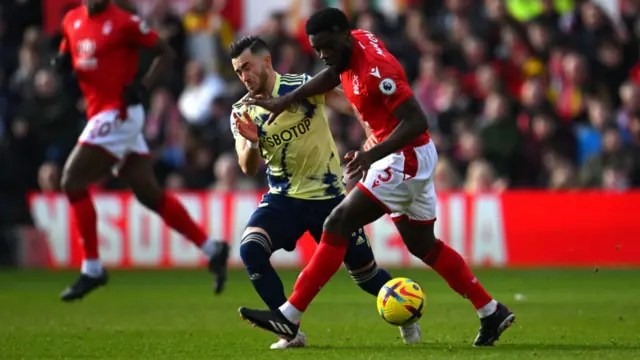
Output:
[
  {"xmin": 289, "ymin": 232, "xmax": 348, "ymax": 311},
  {"xmin": 423, "ymin": 239, "xmax": 493, "ymax": 310},
  {"xmin": 68, "ymin": 190, "xmax": 99, "ymax": 260},
  {"xmin": 158, "ymin": 192, "xmax": 207, "ymax": 246}
]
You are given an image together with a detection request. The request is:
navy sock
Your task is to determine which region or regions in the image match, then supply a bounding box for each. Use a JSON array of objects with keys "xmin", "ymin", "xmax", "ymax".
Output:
[
  {"xmin": 239, "ymin": 233, "xmax": 286, "ymax": 309},
  {"xmin": 351, "ymin": 263, "xmax": 393, "ymax": 297}
]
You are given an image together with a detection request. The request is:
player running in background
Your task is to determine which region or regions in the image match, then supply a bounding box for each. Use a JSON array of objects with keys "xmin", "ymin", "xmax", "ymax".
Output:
[
  {"xmin": 229, "ymin": 36, "xmax": 420, "ymax": 348},
  {"xmin": 51, "ymin": 0, "xmax": 229, "ymax": 301},
  {"xmin": 239, "ymin": 8, "xmax": 515, "ymax": 347}
]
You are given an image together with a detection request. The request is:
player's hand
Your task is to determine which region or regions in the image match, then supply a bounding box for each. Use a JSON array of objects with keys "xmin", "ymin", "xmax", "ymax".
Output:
[
  {"xmin": 345, "ymin": 150, "xmax": 373, "ymax": 180},
  {"xmin": 242, "ymin": 94, "xmax": 292, "ymax": 125},
  {"xmin": 124, "ymin": 81, "xmax": 147, "ymax": 106},
  {"xmin": 363, "ymin": 134, "xmax": 378, "ymax": 151},
  {"xmin": 234, "ymin": 112, "xmax": 259, "ymax": 143},
  {"xmin": 50, "ymin": 53, "xmax": 73, "ymax": 74}
]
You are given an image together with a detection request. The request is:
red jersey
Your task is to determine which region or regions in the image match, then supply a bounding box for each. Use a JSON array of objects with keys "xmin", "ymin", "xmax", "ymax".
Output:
[
  {"xmin": 340, "ymin": 30, "xmax": 430, "ymax": 149},
  {"xmin": 59, "ymin": 4, "xmax": 159, "ymax": 119}
]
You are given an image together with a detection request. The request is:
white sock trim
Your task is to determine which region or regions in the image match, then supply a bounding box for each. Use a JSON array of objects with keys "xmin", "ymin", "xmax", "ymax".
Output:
[
  {"xmin": 200, "ymin": 239, "xmax": 218, "ymax": 257},
  {"xmin": 477, "ymin": 299, "xmax": 498, "ymax": 318},
  {"xmin": 81, "ymin": 259, "xmax": 103, "ymax": 278},
  {"xmin": 278, "ymin": 301, "xmax": 303, "ymax": 323}
]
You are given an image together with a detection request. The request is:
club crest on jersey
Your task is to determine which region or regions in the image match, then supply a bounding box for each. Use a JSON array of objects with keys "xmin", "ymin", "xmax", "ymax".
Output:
[
  {"xmin": 379, "ymin": 78, "xmax": 396, "ymax": 95},
  {"xmin": 102, "ymin": 20, "xmax": 112, "ymax": 35}
]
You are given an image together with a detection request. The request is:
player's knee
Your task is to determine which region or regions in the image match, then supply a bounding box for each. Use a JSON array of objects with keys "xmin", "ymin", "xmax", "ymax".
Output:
[
  {"xmin": 133, "ymin": 189, "xmax": 162, "ymax": 210},
  {"xmin": 60, "ymin": 171, "xmax": 83, "ymax": 193},
  {"xmin": 323, "ymin": 205, "xmax": 349, "ymax": 234},
  {"xmin": 239, "ymin": 232, "xmax": 272, "ymax": 270}
]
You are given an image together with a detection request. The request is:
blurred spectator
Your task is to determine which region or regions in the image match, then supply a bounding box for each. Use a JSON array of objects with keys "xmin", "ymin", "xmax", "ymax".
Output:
[
  {"xmin": 18, "ymin": 68, "xmax": 79, "ymax": 163},
  {"xmin": 211, "ymin": 153, "xmax": 256, "ymax": 192},
  {"xmin": 580, "ymin": 124, "xmax": 639, "ymax": 187},
  {"xmin": 464, "ymin": 159, "xmax": 507, "ymax": 193},
  {"xmin": 147, "ymin": 0, "xmax": 187, "ymax": 94},
  {"xmin": 37, "ymin": 162, "xmax": 61, "ymax": 192},
  {"xmin": 478, "ymin": 92, "xmax": 522, "ymax": 181},
  {"xmin": 178, "ymin": 61, "xmax": 225, "ymax": 125},
  {"xmin": 182, "ymin": 0, "xmax": 234, "ymax": 73},
  {"xmin": 434, "ymin": 157, "xmax": 462, "ymax": 191}
]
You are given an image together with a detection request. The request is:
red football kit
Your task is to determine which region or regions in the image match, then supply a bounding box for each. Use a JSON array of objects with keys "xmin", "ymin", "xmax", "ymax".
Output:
[
  {"xmin": 340, "ymin": 30, "xmax": 430, "ymax": 150},
  {"xmin": 59, "ymin": 3, "xmax": 159, "ymax": 162},
  {"xmin": 280, "ymin": 30, "xmax": 495, "ymax": 322},
  {"xmin": 59, "ymin": 3, "xmax": 158, "ymax": 119}
]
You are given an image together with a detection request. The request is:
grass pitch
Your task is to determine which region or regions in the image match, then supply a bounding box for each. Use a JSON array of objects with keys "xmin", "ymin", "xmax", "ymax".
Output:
[{"xmin": 1, "ymin": 268, "xmax": 639, "ymax": 359}]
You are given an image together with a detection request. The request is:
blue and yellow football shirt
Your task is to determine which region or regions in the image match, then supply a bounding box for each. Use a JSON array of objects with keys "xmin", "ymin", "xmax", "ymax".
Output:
[{"xmin": 230, "ymin": 73, "xmax": 345, "ymax": 200}]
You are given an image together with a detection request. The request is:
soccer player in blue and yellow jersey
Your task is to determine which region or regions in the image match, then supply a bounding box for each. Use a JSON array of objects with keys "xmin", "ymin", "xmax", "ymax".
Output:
[{"xmin": 227, "ymin": 36, "xmax": 420, "ymax": 349}]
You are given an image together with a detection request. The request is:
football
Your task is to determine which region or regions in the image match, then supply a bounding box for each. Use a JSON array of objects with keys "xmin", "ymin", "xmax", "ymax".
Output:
[{"xmin": 376, "ymin": 277, "xmax": 426, "ymax": 326}]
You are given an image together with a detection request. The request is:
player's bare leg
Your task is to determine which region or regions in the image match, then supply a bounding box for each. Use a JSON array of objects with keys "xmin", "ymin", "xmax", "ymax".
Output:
[
  {"xmin": 59, "ymin": 144, "xmax": 117, "ymax": 301},
  {"xmin": 239, "ymin": 187, "xmax": 386, "ymax": 339},
  {"xmin": 394, "ymin": 219, "xmax": 515, "ymax": 346},
  {"xmin": 117, "ymin": 154, "xmax": 230, "ymax": 293}
]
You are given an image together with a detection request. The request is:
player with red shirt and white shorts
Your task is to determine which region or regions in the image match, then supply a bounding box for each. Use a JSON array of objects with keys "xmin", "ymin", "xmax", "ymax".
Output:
[
  {"xmin": 239, "ymin": 8, "xmax": 515, "ymax": 347},
  {"xmin": 52, "ymin": 0, "xmax": 229, "ymax": 301}
]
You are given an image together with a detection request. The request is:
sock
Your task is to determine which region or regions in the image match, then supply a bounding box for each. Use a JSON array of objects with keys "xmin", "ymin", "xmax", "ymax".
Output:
[
  {"xmin": 240, "ymin": 233, "xmax": 286, "ymax": 309},
  {"xmin": 477, "ymin": 299, "xmax": 498, "ymax": 318},
  {"xmin": 200, "ymin": 239, "xmax": 220, "ymax": 258},
  {"xmin": 351, "ymin": 264, "xmax": 392, "ymax": 297},
  {"xmin": 68, "ymin": 190, "xmax": 99, "ymax": 263},
  {"xmin": 157, "ymin": 192, "xmax": 208, "ymax": 247},
  {"xmin": 81, "ymin": 259, "xmax": 103, "ymax": 277},
  {"xmin": 423, "ymin": 239, "xmax": 494, "ymax": 315},
  {"xmin": 285, "ymin": 231, "xmax": 348, "ymax": 318},
  {"xmin": 279, "ymin": 301, "xmax": 303, "ymax": 324}
]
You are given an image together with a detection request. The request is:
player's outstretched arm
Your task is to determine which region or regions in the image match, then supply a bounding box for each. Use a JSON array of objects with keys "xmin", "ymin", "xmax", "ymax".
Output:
[
  {"xmin": 324, "ymin": 88, "xmax": 354, "ymax": 116},
  {"xmin": 244, "ymin": 67, "xmax": 342, "ymax": 123},
  {"xmin": 366, "ymin": 96, "xmax": 429, "ymax": 163}
]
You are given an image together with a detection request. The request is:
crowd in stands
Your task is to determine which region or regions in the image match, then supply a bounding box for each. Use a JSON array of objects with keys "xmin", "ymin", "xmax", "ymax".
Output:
[{"xmin": 2, "ymin": 0, "xmax": 640, "ymax": 226}]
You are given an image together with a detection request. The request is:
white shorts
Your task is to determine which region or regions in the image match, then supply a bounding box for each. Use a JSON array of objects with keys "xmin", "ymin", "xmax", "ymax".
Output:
[
  {"xmin": 78, "ymin": 105, "xmax": 149, "ymax": 168},
  {"xmin": 357, "ymin": 141, "xmax": 438, "ymax": 224}
]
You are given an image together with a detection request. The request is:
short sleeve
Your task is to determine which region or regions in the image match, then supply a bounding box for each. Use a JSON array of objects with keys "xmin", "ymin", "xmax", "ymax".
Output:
[
  {"xmin": 368, "ymin": 62, "xmax": 413, "ymax": 112},
  {"xmin": 59, "ymin": 38, "xmax": 69, "ymax": 53},
  {"xmin": 302, "ymin": 73, "xmax": 326, "ymax": 105},
  {"xmin": 125, "ymin": 15, "xmax": 159, "ymax": 48}
]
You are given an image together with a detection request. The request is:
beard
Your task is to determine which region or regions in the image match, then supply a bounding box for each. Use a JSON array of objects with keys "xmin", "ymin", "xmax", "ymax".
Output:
[{"xmin": 248, "ymin": 67, "xmax": 269, "ymax": 96}]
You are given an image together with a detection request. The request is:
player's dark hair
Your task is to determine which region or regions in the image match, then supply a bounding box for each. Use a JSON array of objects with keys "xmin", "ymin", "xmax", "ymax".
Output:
[
  {"xmin": 229, "ymin": 36, "xmax": 270, "ymax": 59},
  {"xmin": 305, "ymin": 7, "xmax": 350, "ymax": 36}
]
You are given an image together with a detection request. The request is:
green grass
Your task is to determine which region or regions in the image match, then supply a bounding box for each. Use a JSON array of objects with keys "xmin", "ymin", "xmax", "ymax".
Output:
[{"xmin": 1, "ymin": 269, "xmax": 639, "ymax": 359}]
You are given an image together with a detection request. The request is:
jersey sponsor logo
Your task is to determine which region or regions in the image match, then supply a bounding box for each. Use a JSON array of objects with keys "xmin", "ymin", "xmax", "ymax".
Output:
[
  {"xmin": 379, "ymin": 78, "xmax": 396, "ymax": 95},
  {"xmin": 76, "ymin": 39, "xmax": 98, "ymax": 69},
  {"xmin": 102, "ymin": 20, "xmax": 112, "ymax": 35},
  {"xmin": 263, "ymin": 118, "xmax": 311, "ymax": 147}
]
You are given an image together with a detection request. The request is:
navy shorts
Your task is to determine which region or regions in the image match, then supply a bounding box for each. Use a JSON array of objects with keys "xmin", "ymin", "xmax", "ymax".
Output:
[{"xmin": 246, "ymin": 193, "xmax": 375, "ymax": 271}]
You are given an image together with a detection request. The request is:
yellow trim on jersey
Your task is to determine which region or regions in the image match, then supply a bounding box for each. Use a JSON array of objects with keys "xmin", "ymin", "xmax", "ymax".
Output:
[{"xmin": 231, "ymin": 73, "xmax": 345, "ymax": 200}]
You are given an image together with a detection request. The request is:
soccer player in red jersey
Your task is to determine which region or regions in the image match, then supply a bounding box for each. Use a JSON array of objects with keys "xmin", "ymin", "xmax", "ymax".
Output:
[
  {"xmin": 52, "ymin": 0, "xmax": 229, "ymax": 301},
  {"xmin": 239, "ymin": 8, "xmax": 515, "ymax": 346}
]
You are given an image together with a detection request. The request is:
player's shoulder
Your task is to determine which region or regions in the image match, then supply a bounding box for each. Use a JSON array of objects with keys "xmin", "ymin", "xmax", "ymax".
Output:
[
  {"xmin": 62, "ymin": 6, "xmax": 84, "ymax": 25},
  {"xmin": 231, "ymin": 94, "xmax": 248, "ymax": 113},
  {"xmin": 280, "ymin": 73, "xmax": 308, "ymax": 84}
]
